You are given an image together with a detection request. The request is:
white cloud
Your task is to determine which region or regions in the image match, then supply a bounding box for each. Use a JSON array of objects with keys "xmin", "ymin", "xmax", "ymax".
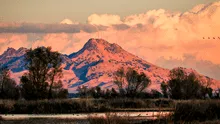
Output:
[
  {"xmin": 87, "ymin": 14, "xmax": 122, "ymax": 26},
  {"xmin": 60, "ymin": 19, "xmax": 74, "ymax": 25},
  {"xmin": 60, "ymin": 19, "xmax": 79, "ymax": 25},
  {"xmin": 0, "ymin": 34, "xmax": 29, "ymax": 53}
]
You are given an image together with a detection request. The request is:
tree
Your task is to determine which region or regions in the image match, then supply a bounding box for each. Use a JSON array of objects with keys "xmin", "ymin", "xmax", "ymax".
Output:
[
  {"xmin": 166, "ymin": 68, "xmax": 204, "ymax": 99},
  {"xmin": 20, "ymin": 47, "xmax": 68, "ymax": 100},
  {"xmin": 94, "ymin": 86, "xmax": 102, "ymax": 98},
  {"xmin": 114, "ymin": 67, "xmax": 125, "ymax": 90},
  {"xmin": 125, "ymin": 68, "xmax": 151, "ymax": 96},
  {"xmin": 50, "ymin": 80, "xmax": 68, "ymax": 99},
  {"xmin": 77, "ymin": 86, "xmax": 104, "ymax": 98},
  {"xmin": 114, "ymin": 67, "xmax": 151, "ymax": 97},
  {"xmin": 217, "ymin": 89, "xmax": 220, "ymax": 98},
  {"xmin": 150, "ymin": 89, "xmax": 162, "ymax": 98},
  {"xmin": 160, "ymin": 81, "xmax": 168, "ymax": 98},
  {"xmin": 111, "ymin": 88, "xmax": 118, "ymax": 98},
  {"xmin": 200, "ymin": 77, "xmax": 214, "ymax": 98},
  {"xmin": 182, "ymin": 73, "xmax": 202, "ymax": 99},
  {"xmin": 47, "ymin": 51, "xmax": 63, "ymax": 99},
  {"xmin": 77, "ymin": 85, "xmax": 89, "ymax": 98},
  {"xmin": 104, "ymin": 89, "xmax": 111, "ymax": 98},
  {"xmin": 0, "ymin": 66, "xmax": 9, "ymax": 95},
  {"xmin": 0, "ymin": 65, "xmax": 19, "ymax": 100}
]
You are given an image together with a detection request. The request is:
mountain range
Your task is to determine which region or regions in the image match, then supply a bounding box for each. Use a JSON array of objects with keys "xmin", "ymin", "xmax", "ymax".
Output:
[{"xmin": 0, "ymin": 38, "xmax": 219, "ymax": 93}]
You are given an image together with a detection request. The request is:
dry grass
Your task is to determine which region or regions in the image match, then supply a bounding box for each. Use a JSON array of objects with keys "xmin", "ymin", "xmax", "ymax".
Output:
[
  {"xmin": 87, "ymin": 113, "xmax": 130, "ymax": 124},
  {"xmin": 173, "ymin": 100, "xmax": 220, "ymax": 122},
  {"xmin": 2, "ymin": 98, "xmax": 220, "ymax": 123},
  {"xmin": 0, "ymin": 118, "xmax": 86, "ymax": 124},
  {"xmin": 0, "ymin": 98, "xmax": 174, "ymax": 114}
]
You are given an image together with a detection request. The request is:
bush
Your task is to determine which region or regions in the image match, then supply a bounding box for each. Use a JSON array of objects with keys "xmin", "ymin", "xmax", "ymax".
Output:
[
  {"xmin": 0, "ymin": 100, "xmax": 15, "ymax": 114},
  {"xmin": 174, "ymin": 100, "xmax": 220, "ymax": 122},
  {"xmin": 0, "ymin": 98, "xmax": 174, "ymax": 114},
  {"xmin": 162, "ymin": 67, "xmax": 213, "ymax": 100}
]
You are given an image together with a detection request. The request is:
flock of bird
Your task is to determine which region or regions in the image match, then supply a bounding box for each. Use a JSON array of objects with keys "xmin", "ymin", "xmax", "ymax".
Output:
[{"xmin": 203, "ymin": 37, "xmax": 220, "ymax": 40}]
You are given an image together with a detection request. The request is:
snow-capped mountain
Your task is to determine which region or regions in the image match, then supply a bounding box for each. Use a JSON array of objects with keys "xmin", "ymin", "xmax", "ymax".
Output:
[{"xmin": 0, "ymin": 38, "xmax": 219, "ymax": 93}]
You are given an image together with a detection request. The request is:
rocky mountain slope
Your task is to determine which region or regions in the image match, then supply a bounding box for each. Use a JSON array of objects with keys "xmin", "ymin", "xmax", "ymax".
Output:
[{"xmin": 0, "ymin": 38, "xmax": 219, "ymax": 93}]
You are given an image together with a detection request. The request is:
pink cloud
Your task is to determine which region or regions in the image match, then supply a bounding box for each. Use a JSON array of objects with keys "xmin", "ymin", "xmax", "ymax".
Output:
[
  {"xmin": 0, "ymin": 1, "xmax": 220, "ymax": 79},
  {"xmin": 0, "ymin": 34, "xmax": 28, "ymax": 53},
  {"xmin": 88, "ymin": 14, "xmax": 122, "ymax": 26}
]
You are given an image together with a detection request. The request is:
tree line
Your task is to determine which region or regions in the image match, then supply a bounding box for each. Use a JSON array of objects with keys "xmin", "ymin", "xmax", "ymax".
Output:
[
  {"xmin": 0, "ymin": 47, "xmax": 68, "ymax": 100},
  {"xmin": 0, "ymin": 46, "xmax": 218, "ymax": 100},
  {"xmin": 161, "ymin": 67, "xmax": 215, "ymax": 99},
  {"xmin": 78, "ymin": 67, "xmax": 217, "ymax": 100}
]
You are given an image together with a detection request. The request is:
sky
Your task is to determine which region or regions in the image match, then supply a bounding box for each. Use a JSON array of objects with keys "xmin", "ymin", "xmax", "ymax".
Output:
[
  {"xmin": 0, "ymin": 0, "xmax": 219, "ymax": 23},
  {"xmin": 0, "ymin": 0, "xmax": 220, "ymax": 80}
]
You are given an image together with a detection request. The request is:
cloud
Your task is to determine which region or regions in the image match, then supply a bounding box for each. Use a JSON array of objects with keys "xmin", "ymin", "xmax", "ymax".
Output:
[
  {"xmin": 0, "ymin": 1, "xmax": 220, "ymax": 79},
  {"xmin": 140, "ymin": 45, "xmax": 174, "ymax": 51},
  {"xmin": 87, "ymin": 14, "xmax": 122, "ymax": 26},
  {"xmin": 155, "ymin": 53, "xmax": 220, "ymax": 80},
  {"xmin": 60, "ymin": 19, "xmax": 75, "ymax": 25},
  {"xmin": 112, "ymin": 24, "xmax": 130, "ymax": 30},
  {"xmin": 31, "ymin": 32, "xmax": 93, "ymax": 54},
  {"xmin": 0, "ymin": 22, "xmax": 107, "ymax": 33},
  {"xmin": 0, "ymin": 34, "xmax": 29, "ymax": 53},
  {"xmin": 189, "ymin": 4, "xmax": 206, "ymax": 13}
]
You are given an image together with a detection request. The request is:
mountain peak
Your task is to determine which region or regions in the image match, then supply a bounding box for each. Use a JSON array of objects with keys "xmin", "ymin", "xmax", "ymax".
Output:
[
  {"xmin": 83, "ymin": 38, "xmax": 123, "ymax": 53},
  {"xmin": 6, "ymin": 47, "xmax": 16, "ymax": 53},
  {"xmin": 0, "ymin": 39, "xmax": 219, "ymax": 93},
  {"xmin": 88, "ymin": 38, "xmax": 108, "ymax": 44},
  {"xmin": 0, "ymin": 47, "xmax": 27, "ymax": 61},
  {"xmin": 68, "ymin": 38, "xmax": 124, "ymax": 58},
  {"xmin": 84, "ymin": 38, "xmax": 109, "ymax": 48},
  {"xmin": 16, "ymin": 47, "xmax": 28, "ymax": 56},
  {"xmin": 0, "ymin": 47, "xmax": 17, "ymax": 58}
]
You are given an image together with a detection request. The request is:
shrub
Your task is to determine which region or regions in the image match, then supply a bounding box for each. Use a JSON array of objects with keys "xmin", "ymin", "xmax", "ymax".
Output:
[
  {"xmin": 174, "ymin": 100, "xmax": 220, "ymax": 122},
  {"xmin": 0, "ymin": 98, "xmax": 174, "ymax": 114}
]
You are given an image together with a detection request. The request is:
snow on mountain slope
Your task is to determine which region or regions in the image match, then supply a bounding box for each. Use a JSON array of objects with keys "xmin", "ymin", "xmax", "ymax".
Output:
[{"xmin": 0, "ymin": 38, "xmax": 219, "ymax": 93}]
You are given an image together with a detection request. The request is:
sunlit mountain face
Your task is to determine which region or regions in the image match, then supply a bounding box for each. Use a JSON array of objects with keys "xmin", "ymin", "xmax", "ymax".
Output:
[
  {"xmin": 0, "ymin": 38, "xmax": 219, "ymax": 93},
  {"xmin": 0, "ymin": 1, "xmax": 219, "ymax": 92}
]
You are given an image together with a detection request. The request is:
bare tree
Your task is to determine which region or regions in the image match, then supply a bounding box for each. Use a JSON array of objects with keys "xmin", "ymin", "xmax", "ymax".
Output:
[
  {"xmin": 0, "ymin": 65, "xmax": 19, "ymax": 99},
  {"xmin": 114, "ymin": 67, "xmax": 125, "ymax": 90},
  {"xmin": 0, "ymin": 65, "xmax": 9, "ymax": 95},
  {"xmin": 114, "ymin": 67, "xmax": 151, "ymax": 97},
  {"xmin": 20, "ymin": 47, "xmax": 68, "ymax": 100},
  {"xmin": 165, "ymin": 68, "xmax": 207, "ymax": 99},
  {"xmin": 48, "ymin": 51, "xmax": 63, "ymax": 99},
  {"xmin": 125, "ymin": 68, "xmax": 151, "ymax": 96}
]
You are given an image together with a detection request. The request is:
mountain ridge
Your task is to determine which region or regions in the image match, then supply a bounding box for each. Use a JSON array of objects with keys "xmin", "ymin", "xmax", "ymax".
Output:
[{"xmin": 0, "ymin": 38, "xmax": 219, "ymax": 93}]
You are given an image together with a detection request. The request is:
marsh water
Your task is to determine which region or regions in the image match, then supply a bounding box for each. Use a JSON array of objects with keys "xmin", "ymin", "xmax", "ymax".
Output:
[{"xmin": 0, "ymin": 111, "xmax": 171, "ymax": 120}]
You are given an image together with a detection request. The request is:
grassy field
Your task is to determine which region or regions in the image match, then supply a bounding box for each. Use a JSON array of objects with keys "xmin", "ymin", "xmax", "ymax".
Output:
[
  {"xmin": 0, "ymin": 98, "xmax": 174, "ymax": 114},
  {"xmin": 1, "ymin": 98, "xmax": 220, "ymax": 123},
  {"xmin": 173, "ymin": 100, "xmax": 220, "ymax": 122}
]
